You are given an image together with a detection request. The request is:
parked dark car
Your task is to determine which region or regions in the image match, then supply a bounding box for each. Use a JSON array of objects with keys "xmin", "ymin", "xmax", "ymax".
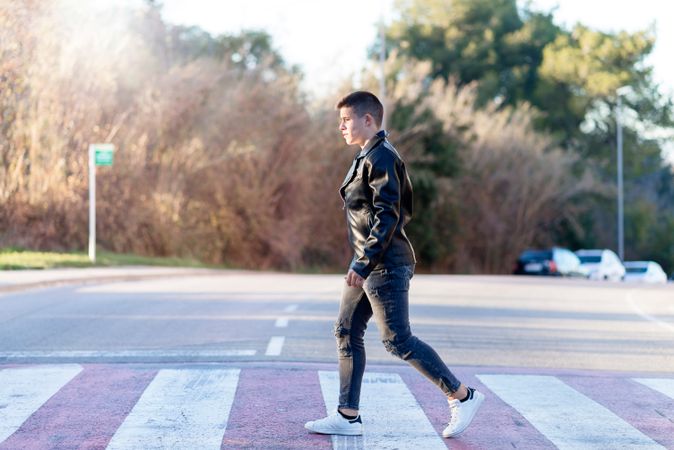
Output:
[{"xmin": 514, "ymin": 248, "xmax": 589, "ymax": 277}]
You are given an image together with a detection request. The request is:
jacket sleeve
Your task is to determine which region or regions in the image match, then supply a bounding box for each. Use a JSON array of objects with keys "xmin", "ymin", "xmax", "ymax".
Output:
[{"xmin": 350, "ymin": 151, "xmax": 401, "ymax": 278}]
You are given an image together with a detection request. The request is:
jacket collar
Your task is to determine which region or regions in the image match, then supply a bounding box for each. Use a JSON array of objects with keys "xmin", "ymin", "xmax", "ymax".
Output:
[
  {"xmin": 340, "ymin": 130, "xmax": 389, "ymax": 193},
  {"xmin": 359, "ymin": 130, "xmax": 389, "ymax": 158}
]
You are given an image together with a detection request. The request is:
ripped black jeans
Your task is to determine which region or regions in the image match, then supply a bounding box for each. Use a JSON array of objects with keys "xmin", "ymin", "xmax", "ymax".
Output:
[{"xmin": 334, "ymin": 264, "xmax": 462, "ymax": 410}]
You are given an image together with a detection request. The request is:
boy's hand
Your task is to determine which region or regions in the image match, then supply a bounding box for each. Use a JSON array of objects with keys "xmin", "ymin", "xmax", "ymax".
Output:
[{"xmin": 346, "ymin": 269, "xmax": 365, "ymax": 288}]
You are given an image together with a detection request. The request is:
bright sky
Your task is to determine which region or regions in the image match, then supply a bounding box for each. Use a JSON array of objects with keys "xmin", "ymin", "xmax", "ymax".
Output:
[
  {"xmin": 161, "ymin": 0, "xmax": 392, "ymax": 97},
  {"xmin": 159, "ymin": 0, "xmax": 674, "ymax": 162},
  {"xmin": 159, "ymin": 0, "xmax": 674, "ymax": 100}
]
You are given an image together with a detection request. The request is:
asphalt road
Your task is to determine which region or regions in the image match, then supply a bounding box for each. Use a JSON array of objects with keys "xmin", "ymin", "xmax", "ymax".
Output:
[
  {"xmin": 0, "ymin": 272, "xmax": 672, "ymax": 372},
  {"xmin": 2, "ymin": 272, "xmax": 674, "ymax": 449}
]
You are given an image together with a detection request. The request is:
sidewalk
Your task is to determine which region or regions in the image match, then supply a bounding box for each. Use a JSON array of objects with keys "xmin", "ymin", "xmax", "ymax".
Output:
[{"xmin": 0, "ymin": 266, "xmax": 222, "ymax": 293}]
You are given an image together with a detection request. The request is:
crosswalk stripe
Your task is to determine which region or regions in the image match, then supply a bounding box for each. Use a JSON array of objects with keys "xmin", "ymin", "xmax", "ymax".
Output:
[
  {"xmin": 633, "ymin": 378, "xmax": 674, "ymax": 399},
  {"xmin": 2, "ymin": 364, "xmax": 671, "ymax": 448},
  {"xmin": 0, "ymin": 364, "xmax": 83, "ymax": 443},
  {"xmin": 0, "ymin": 366, "xmax": 157, "ymax": 449},
  {"xmin": 477, "ymin": 374, "xmax": 665, "ymax": 450},
  {"xmin": 106, "ymin": 368, "xmax": 240, "ymax": 449},
  {"xmin": 562, "ymin": 375, "xmax": 674, "ymax": 449},
  {"xmin": 318, "ymin": 371, "xmax": 447, "ymax": 450}
]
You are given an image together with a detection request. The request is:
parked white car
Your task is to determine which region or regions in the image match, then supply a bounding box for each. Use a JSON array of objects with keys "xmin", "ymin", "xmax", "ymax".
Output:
[
  {"xmin": 575, "ymin": 249, "xmax": 625, "ymax": 281},
  {"xmin": 623, "ymin": 261, "xmax": 668, "ymax": 284}
]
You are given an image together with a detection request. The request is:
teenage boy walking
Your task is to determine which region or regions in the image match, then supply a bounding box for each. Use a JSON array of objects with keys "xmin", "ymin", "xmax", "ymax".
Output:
[{"xmin": 304, "ymin": 91, "xmax": 484, "ymax": 439}]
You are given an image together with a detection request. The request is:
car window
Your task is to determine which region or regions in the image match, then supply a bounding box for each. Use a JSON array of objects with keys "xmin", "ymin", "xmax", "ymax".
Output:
[
  {"xmin": 520, "ymin": 251, "xmax": 552, "ymax": 262},
  {"xmin": 578, "ymin": 255, "xmax": 601, "ymax": 263},
  {"xmin": 626, "ymin": 266, "xmax": 647, "ymax": 274}
]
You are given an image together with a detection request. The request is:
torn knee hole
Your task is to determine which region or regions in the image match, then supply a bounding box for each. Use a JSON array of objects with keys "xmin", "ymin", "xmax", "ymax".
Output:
[
  {"xmin": 383, "ymin": 338, "xmax": 414, "ymax": 359},
  {"xmin": 336, "ymin": 337, "xmax": 352, "ymax": 357},
  {"xmin": 383, "ymin": 339, "xmax": 397, "ymax": 354},
  {"xmin": 334, "ymin": 324, "xmax": 350, "ymax": 338},
  {"xmin": 334, "ymin": 325, "xmax": 351, "ymax": 355}
]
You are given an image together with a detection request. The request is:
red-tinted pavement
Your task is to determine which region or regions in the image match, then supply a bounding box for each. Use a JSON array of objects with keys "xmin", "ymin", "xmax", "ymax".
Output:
[{"xmin": 0, "ymin": 362, "xmax": 672, "ymax": 449}]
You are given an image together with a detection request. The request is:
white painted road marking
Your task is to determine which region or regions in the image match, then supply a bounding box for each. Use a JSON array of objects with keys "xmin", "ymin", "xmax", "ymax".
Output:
[
  {"xmin": 318, "ymin": 371, "xmax": 447, "ymax": 450},
  {"xmin": 625, "ymin": 290, "xmax": 674, "ymax": 334},
  {"xmin": 0, "ymin": 365, "xmax": 671, "ymax": 448},
  {"xmin": 283, "ymin": 304, "xmax": 299, "ymax": 313},
  {"xmin": 477, "ymin": 374, "xmax": 665, "ymax": 450},
  {"xmin": 634, "ymin": 378, "xmax": 674, "ymax": 399},
  {"xmin": 275, "ymin": 303, "xmax": 298, "ymax": 328},
  {"xmin": 0, "ymin": 349, "xmax": 256, "ymax": 360},
  {"xmin": 0, "ymin": 364, "xmax": 83, "ymax": 443},
  {"xmin": 265, "ymin": 336, "xmax": 285, "ymax": 356},
  {"xmin": 106, "ymin": 368, "xmax": 240, "ymax": 450}
]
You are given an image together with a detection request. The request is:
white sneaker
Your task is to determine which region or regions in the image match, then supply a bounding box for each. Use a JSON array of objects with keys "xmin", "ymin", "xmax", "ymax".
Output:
[
  {"xmin": 442, "ymin": 388, "xmax": 484, "ymax": 438},
  {"xmin": 305, "ymin": 411, "xmax": 363, "ymax": 436}
]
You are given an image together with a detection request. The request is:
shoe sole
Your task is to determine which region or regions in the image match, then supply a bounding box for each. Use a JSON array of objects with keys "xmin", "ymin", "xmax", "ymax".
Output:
[
  {"xmin": 304, "ymin": 423, "xmax": 363, "ymax": 436},
  {"xmin": 442, "ymin": 391, "xmax": 485, "ymax": 438}
]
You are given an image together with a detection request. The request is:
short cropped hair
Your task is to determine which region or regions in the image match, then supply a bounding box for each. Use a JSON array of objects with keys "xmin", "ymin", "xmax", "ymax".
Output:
[{"xmin": 336, "ymin": 91, "xmax": 384, "ymax": 128}]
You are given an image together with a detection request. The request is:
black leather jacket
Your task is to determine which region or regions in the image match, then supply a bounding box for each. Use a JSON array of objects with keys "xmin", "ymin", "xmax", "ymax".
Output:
[{"xmin": 340, "ymin": 130, "xmax": 416, "ymax": 278}]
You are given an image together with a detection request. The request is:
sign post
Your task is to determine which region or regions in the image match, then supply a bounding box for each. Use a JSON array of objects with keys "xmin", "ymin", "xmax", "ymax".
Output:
[{"xmin": 88, "ymin": 143, "xmax": 114, "ymax": 262}]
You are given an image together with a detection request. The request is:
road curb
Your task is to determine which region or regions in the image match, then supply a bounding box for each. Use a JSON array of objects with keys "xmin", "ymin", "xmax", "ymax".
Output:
[{"xmin": 0, "ymin": 269, "xmax": 224, "ymax": 294}]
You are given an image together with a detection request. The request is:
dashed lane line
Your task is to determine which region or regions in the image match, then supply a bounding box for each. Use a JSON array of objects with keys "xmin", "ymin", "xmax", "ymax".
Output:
[
  {"xmin": 265, "ymin": 336, "xmax": 285, "ymax": 356},
  {"xmin": 275, "ymin": 317, "xmax": 289, "ymax": 328}
]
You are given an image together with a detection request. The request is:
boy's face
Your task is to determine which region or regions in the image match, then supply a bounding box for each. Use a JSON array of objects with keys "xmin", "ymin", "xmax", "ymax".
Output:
[{"xmin": 339, "ymin": 106, "xmax": 372, "ymax": 147}]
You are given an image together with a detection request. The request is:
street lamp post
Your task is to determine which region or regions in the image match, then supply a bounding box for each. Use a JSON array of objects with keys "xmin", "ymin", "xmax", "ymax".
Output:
[
  {"xmin": 615, "ymin": 86, "xmax": 630, "ymax": 261},
  {"xmin": 379, "ymin": 16, "xmax": 387, "ymax": 129}
]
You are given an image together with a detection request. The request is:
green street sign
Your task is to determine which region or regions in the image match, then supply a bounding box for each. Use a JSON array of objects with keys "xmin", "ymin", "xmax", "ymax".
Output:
[{"xmin": 93, "ymin": 144, "xmax": 114, "ymax": 166}]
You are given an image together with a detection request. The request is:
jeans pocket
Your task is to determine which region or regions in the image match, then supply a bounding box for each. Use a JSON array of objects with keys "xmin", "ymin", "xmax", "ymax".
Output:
[{"xmin": 365, "ymin": 266, "xmax": 411, "ymax": 297}]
